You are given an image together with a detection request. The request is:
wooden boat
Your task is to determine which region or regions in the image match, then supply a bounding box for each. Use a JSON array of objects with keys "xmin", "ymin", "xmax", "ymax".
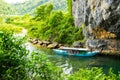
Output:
[{"xmin": 53, "ymin": 47, "xmax": 99, "ymax": 57}]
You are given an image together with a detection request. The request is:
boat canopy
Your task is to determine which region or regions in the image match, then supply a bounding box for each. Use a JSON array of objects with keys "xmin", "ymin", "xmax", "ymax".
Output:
[{"xmin": 59, "ymin": 47, "xmax": 89, "ymax": 51}]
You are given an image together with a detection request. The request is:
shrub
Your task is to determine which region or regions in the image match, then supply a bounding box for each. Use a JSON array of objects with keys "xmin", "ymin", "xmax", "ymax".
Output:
[
  {"xmin": 28, "ymin": 4, "xmax": 85, "ymax": 44},
  {"xmin": 0, "ymin": 29, "xmax": 63, "ymax": 80},
  {"xmin": 68, "ymin": 67, "xmax": 120, "ymax": 80},
  {"xmin": 0, "ymin": 30, "xmax": 29, "ymax": 80}
]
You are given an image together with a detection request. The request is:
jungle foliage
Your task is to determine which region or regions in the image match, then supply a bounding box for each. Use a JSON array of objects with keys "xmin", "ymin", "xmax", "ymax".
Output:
[
  {"xmin": 0, "ymin": 0, "xmax": 120, "ymax": 80},
  {"xmin": 28, "ymin": 3, "xmax": 84, "ymax": 44},
  {"xmin": 0, "ymin": 30, "xmax": 120, "ymax": 80},
  {"xmin": 68, "ymin": 68, "xmax": 120, "ymax": 80},
  {"xmin": 0, "ymin": 30, "xmax": 63, "ymax": 80},
  {"xmin": 0, "ymin": 0, "xmax": 67, "ymax": 15}
]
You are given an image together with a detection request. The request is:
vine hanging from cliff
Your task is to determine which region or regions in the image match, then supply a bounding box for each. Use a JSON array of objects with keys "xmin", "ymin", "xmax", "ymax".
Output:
[{"xmin": 67, "ymin": 0, "xmax": 72, "ymax": 16}]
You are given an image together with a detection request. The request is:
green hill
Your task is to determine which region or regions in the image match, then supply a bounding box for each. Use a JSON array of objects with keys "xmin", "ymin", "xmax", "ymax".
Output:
[
  {"xmin": 1, "ymin": 0, "xmax": 67, "ymax": 15},
  {"xmin": 0, "ymin": 0, "xmax": 15, "ymax": 15},
  {"xmin": 13, "ymin": 0, "xmax": 67, "ymax": 15}
]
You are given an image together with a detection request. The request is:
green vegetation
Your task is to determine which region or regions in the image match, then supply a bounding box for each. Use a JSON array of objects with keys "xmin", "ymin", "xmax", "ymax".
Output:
[
  {"xmin": 3, "ymin": 3, "xmax": 84, "ymax": 44},
  {"xmin": 0, "ymin": 30, "xmax": 63, "ymax": 80},
  {"xmin": 0, "ymin": 30, "xmax": 120, "ymax": 80},
  {"xmin": 68, "ymin": 68, "xmax": 120, "ymax": 80},
  {"xmin": 67, "ymin": 0, "xmax": 72, "ymax": 15},
  {"xmin": 0, "ymin": 24, "xmax": 23, "ymax": 33},
  {"xmin": 13, "ymin": 0, "xmax": 67, "ymax": 15},
  {"xmin": 0, "ymin": 0, "xmax": 120, "ymax": 80},
  {"xmin": 0, "ymin": 30, "xmax": 28, "ymax": 79},
  {"xmin": 0, "ymin": 0, "xmax": 67, "ymax": 15},
  {"xmin": 28, "ymin": 3, "xmax": 84, "ymax": 44},
  {"xmin": 0, "ymin": 0, "xmax": 15, "ymax": 15}
]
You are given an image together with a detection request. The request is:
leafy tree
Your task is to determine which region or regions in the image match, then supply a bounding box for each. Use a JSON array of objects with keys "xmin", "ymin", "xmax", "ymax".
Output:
[
  {"xmin": 34, "ymin": 3, "xmax": 53, "ymax": 21},
  {"xmin": 0, "ymin": 30, "xmax": 29, "ymax": 80},
  {"xmin": 0, "ymin": 0, "xmax": 15, "ymax": 15},
  {"xmin": 48, "ymin": 11, "xmax": 63, "ymax": 27},
  {"xmin": 0, "ymin": 29, "xmax": 63, "ymax": 80},
  {"xmin": 67, "ymin": 0, "xmax": 72, "ymax": 15},
  {"xmin": 28, "ymin": 3, "xmax": 85, "ymax": 44}
]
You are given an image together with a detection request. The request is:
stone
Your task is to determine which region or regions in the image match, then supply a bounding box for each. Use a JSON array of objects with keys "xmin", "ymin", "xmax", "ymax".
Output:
[
  {"xmin": 58, "ymin": 44, "xmax": 63, "ymax": 47},
  {"xmin": 33, "ymin": 40, "xmax": 38, "ymax": 44},
  {"xmin": 28, "ymin": 38, "xmax": 33, "ymax": 43},
  {"xmin": 32, "ymin": 38, "xmax": 39, "ymax": 44},
  {"xmin": 72, "ymin": 0, "xmax": 120, "ymax": 52},
  {"xmin": 72, "ymin": 0, "xmax": 120, "ymax": 38},
  {"xmin": 47, "ymin": 42, "xmax": 59, "ymax": 49},
  {"xmin": 38, "ymin": 41, "xmax": 43, "ymax": 45},
  {"xmin": 42, "ymin": 41, "xmax": 51, "ymax": 45},
  {"xmin": 73, "ymin": 41, "xmax": 84, "ymax": 48}
]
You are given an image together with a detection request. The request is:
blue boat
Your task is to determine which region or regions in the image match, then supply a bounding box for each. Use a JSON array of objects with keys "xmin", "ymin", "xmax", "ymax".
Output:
[{"xmin": 53, "ymin": 47, "xmax": 99, "ymax": 57}]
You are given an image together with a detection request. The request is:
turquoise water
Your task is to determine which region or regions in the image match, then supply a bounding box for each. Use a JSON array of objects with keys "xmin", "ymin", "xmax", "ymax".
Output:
[
  {"xmin": 48, "ymin": 53, "xmax": 120, "ymax": 75},
  {"xmin": 26, "ymin": 43, "xmax": 120, "ymax": 75}
]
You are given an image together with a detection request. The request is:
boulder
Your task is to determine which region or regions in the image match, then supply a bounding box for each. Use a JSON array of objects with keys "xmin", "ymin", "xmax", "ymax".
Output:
[
  {"xmin": 73, "ymin": 41, "xmax": 85, "ymax": 48},
  {"xmin": 32, "ymin": 38, "xmax": 39, "ymax": 44},
  {"xmin": 38, "ymin": 41, "xmax": 43, "ymax": 45},
  {"xmin": 73, "ymin": 0, "xmax": 120, "ymax": 37},
  {"xmin": 72, "ymin": 0, "xmax": 120, "ymax": 53},
  {"xmin": 42, "ymin": 41, "xmax": 51, "ymax": 45},
  {"xmin": 47, "ymin": 42, "xmax": 59, "ymax": 49}
]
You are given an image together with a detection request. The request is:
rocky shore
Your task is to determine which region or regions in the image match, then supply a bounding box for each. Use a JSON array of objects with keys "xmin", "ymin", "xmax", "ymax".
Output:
[
  {"xmin": 28, "ymin": 38, "xmax": 64, "ymax": 49},
  {"xmin": 28, "ymin": 38, "xmax": 85, "ymax": 49},
  {"xmin": 29, "ymin": 38, "xmax": 120, "ymax": 56}
]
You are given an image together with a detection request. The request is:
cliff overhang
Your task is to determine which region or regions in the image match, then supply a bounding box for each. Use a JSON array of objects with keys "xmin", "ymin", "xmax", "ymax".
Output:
[{"xmin": 72, "ymin": 0, "xmax": 120, "ymax": 55}]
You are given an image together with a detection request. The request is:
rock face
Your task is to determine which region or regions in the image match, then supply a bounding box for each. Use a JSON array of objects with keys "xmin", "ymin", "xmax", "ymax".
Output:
[
  {"xmin": 73, "ymin": 41, "xmax": 85, "ymax": 48},
  {"xmin": 72, "ymin": 0, "xmax": 120, "ymax": 53},
  {"xmin": 72, "ymin": 0, "xmax": 120, "ymax": 37}
]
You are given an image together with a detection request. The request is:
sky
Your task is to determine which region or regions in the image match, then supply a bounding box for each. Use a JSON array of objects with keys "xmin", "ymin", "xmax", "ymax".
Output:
[{"xmin": 4, "ymin": 0, "xmax": 28, "ymax": 4}]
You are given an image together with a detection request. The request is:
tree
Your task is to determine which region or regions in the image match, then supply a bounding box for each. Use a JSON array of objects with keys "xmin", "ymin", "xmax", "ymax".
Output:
[{"xmin": 34, "ymin": 3, "xmax": 53, "ymax": 21}]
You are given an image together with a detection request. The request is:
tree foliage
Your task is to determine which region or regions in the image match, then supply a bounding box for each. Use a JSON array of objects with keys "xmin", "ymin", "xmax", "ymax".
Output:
[
  {"xmin": 0, "ymin": 30, "xmax": 29, "ymax": 80},
  {"xmin": 68, "ymin": 67, "xmax": 120, "ymax": 80},
  {"xmin": 34, "ymin": 4, "xmax": 53, "ymax": 21},
  {"xmin": 28, "ymin": 3, "xmax": 85, "ymax": 44},
  {"xmin": 0, "ymin": 29, "xmax": 63, "ymax": 80},
  {"xmin": 0, "ymin": 0, "xmax": 15, "ymax": 15},
  {"xmin": 0, "ymin": 0, "xmax": 67, "ymax": 15},
  {"xmin": 67, "ymin": 0, "xmax": 72, "ymax": 15}
]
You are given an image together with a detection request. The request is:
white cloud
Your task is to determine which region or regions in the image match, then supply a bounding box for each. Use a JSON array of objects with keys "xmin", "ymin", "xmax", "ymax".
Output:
[{"xmin": 4, "ymin": 0, "xmax": 28, "ymax": 4}]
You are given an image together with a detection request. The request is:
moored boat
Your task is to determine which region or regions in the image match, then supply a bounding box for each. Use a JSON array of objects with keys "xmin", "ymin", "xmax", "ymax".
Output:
[{"xmin": 53, "ymin": 47, "xmax": 99, "ymax": 57}]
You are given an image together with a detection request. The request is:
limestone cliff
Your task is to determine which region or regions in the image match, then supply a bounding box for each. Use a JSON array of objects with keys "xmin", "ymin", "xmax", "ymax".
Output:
[{"xmin": 72, "ymin": 0, "xmax": 120, "ymax": 54}]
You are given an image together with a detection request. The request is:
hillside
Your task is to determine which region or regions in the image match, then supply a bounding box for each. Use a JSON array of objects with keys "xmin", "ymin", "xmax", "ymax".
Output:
[
  {"xmin": 2, "ymin": 0, "xmax": 67, "ymax": 15},
  {"xmin": 0, "ymin": 0, "xmax": 15, "ymax": 15},
  {"xmin": 13, "ymin": 0, "xmax": 67, "ymax": 15}
]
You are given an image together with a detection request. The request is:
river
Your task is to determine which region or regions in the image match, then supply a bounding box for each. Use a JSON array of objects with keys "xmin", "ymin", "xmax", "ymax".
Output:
[
  {"xmin": 19, "ymin": 29, "xmax": 120, "ymax": 75},
  {"xmin": 25, "ymin": 42, "xmax": 120, "ymax": 75}
]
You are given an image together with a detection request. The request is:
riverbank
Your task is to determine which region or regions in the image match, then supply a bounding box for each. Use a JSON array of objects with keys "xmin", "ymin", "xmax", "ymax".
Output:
[
  {"xmin": 29, "ymin": 38, "xmax": 120, "ymax": 56},
  {"xmin": 28, "ymin": 38, "xmax": 64, "ymax": 49}
]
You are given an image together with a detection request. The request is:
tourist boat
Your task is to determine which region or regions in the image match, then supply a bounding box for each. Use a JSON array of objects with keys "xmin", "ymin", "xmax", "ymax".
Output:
[{"xmin": 53, "ymin": 47, "xmax": 99, "ymax": 57}]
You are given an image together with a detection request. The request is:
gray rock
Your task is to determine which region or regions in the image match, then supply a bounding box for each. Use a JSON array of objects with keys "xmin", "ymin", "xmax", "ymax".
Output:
[
  {"xmin": 72, "ymin": 0, "xmax": 120, "ymax": 38},
  {"xmin": 72, "ymin": 0, "xmax": 120, "ymax": 52},
  {"xmin": 73, "ymin": 41, "xmax": 85, "ymax": 48},
  {"xmin": 86, "ymin": 39, "xmax": 107, "ymax": 49}
]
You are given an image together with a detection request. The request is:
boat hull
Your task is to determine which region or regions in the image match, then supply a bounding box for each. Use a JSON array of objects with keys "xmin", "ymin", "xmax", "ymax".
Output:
[{"xmin": 53, "ymin": 49, "xmax": 99, "ymax": 57}]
